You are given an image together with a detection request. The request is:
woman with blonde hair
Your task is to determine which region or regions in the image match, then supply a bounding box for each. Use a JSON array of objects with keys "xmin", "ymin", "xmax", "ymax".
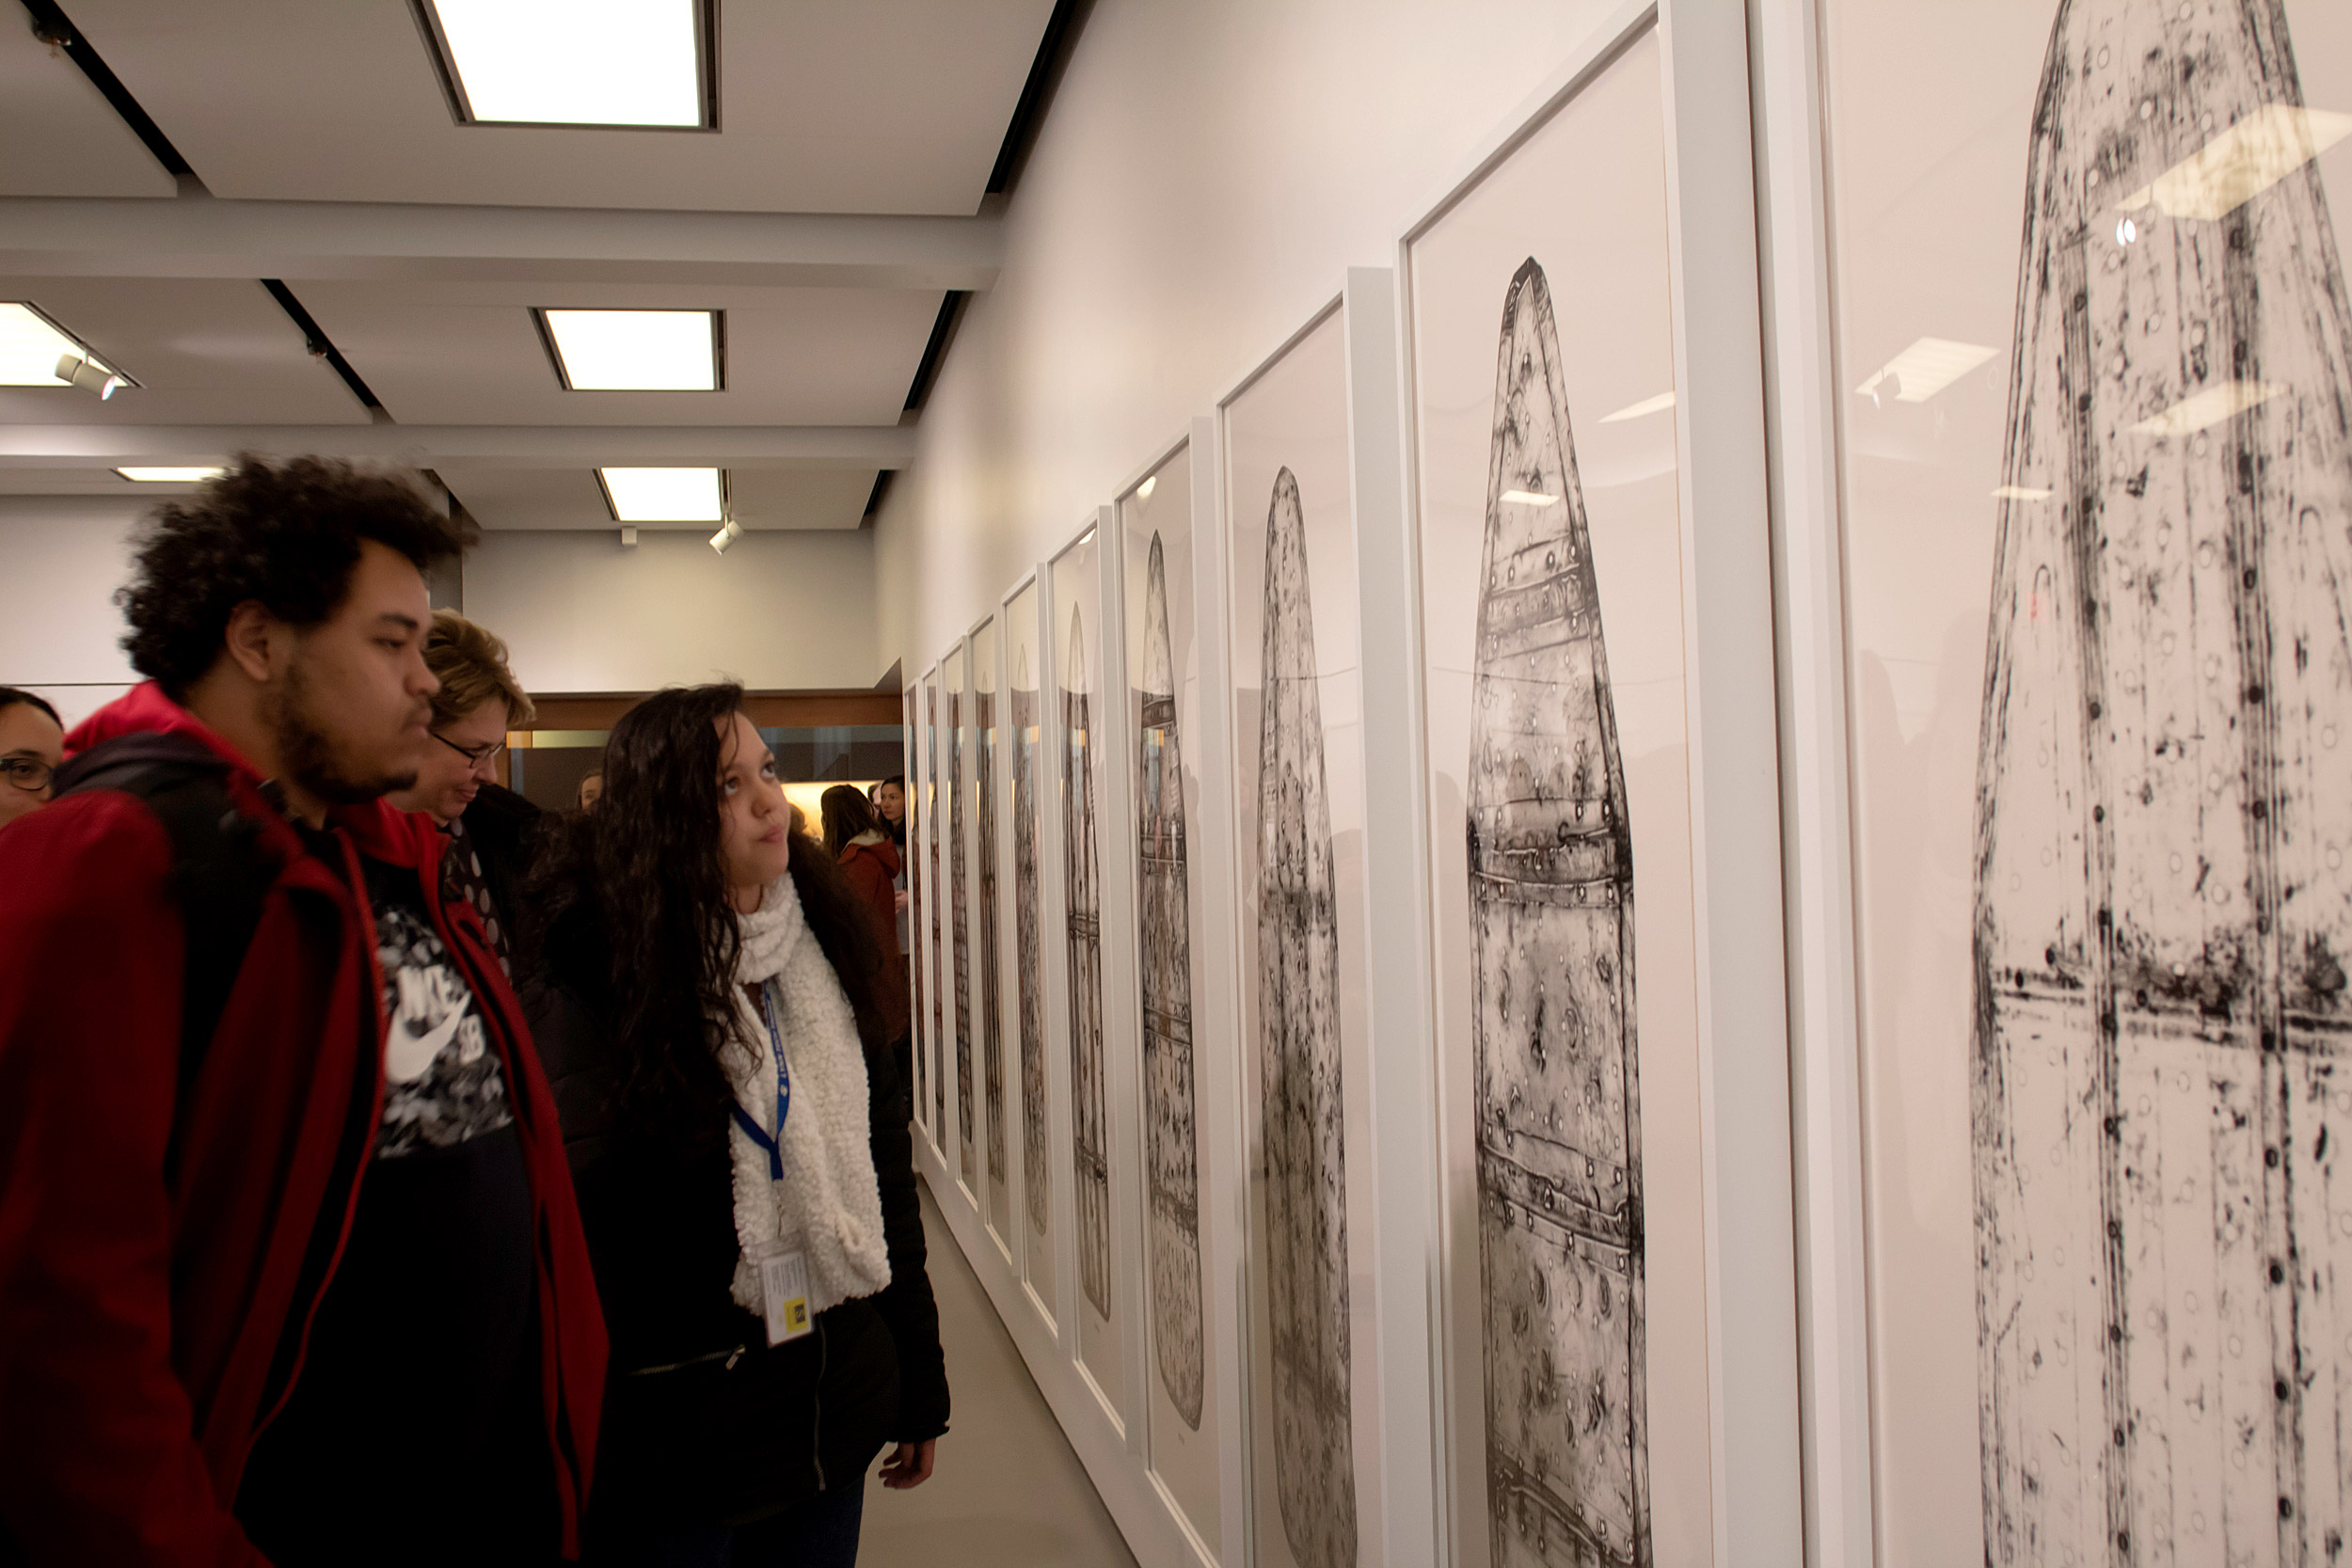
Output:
[{"xmin": 389, "ymin": 608, "xmax": 540, "ymax": 967}]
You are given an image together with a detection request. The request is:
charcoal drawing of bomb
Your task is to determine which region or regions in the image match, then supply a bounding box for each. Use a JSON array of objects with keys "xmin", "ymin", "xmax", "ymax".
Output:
[
  {"xmin": 1257, "ymin": 466, "xmax": 1359, "ymax": 1568},
  {"xmin": 1468, "ymin": 259, "xmax": 1647, "ymax": 1568},
  {"xmin": 1972, "ymin": 2, "xmax": 2352, "ymax": 1561},
  {"xmin": 1138, "ymin": 531, "xmax": 1208, "ymax": 1430}
]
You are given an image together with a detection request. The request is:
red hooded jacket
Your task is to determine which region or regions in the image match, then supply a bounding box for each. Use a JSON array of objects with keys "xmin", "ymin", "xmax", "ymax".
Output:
[{"xmin": 0, "ymin": 683, "xmax": 607, "ymax": 1566}]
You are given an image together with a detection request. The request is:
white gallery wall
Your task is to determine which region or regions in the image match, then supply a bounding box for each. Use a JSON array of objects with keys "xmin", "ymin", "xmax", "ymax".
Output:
[
  {"xmin": 467, "ymin": 529, "xmax": 881, "ymax": 694},
  {"xmin": 872, "ymin": 0, "xmax": 1629, "ymax": 666},
  {"xmin": 0, "ymin": 499, "xmax": 145, "ymax": 725},
  {"xmin": 0, "ymin": 498, "xmax": 882, "ymax": 710}
]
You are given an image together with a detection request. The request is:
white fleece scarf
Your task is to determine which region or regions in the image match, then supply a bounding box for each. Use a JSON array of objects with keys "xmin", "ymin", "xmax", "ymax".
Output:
[{"xmin": 724, "ymin": 872, "xmax": 891, "ymax": 1322}]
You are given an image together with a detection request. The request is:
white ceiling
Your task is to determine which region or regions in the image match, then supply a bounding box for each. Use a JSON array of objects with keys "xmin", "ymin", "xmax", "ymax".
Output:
[
  {"xmin": 0, "ymin": 13, "xmax": 173, "ymax": 198},
  {"xmin": 56, "ymin": 0, "xmax": 1057, "ymax": 214},
  {"xmin": 435, "ymin": 464, "xmax": 878, "ymax": 531},
  {"xmin": 294, "ymin": 279, "xmax": 942, "ymax": 426},
  {"xmin": 0, "ymin": 277, "xmax": 371, "ymax": 425},
  {"xmin": 0, "ymin": 0, "xmax": 1057, "ymax": 533}
]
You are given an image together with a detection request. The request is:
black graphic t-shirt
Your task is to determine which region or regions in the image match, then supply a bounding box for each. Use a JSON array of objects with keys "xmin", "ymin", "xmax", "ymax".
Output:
[
  {"xmin": 235, "ymin": 853, "xmax": 548, "ymax": 1566},
  {"xmin": 371, "ymin": 868, "xmax": 515, "ymax": 1156}
]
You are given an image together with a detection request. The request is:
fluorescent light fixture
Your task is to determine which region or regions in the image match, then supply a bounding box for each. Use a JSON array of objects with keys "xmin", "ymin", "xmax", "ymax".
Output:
[
  {"xmin": 421, "ymin": 0, "xmax": 714, "ymax": 129},
  {"xmin": 2116, "ymin": 105, "xmax": 2352, "ymax": 222},
  {"xmin": 540, "ymin": 309, "xmax": 720, "ymax": 390},
  {"xmin": 0, "ymin": 302, "xmax": 130, "ymax": 388},
  {"xmin": 117, "ymin": 467, "xmax": 225, "ymax": 483},
  {"xmin": 1992, "ymin": 484, "xmax": 2053, "ymax": 500},
  {"xmin": 599, "ymin": 466, "xmax": 724, "ymax": 522},
  {"xmin": 1854, "ymin": 337, "xmax": 1998, "ymax": 404},
  {"xmin": 2128, "ymin": 379, "xmax": 2284, "ymax": 438},
  {"xmin": 1499, "ymin": 489, "xmax": 1565, "ymax": 509},
  {"xmin": 1600, "ymin": 390, "xmax": 1677, "ymax": 423}
]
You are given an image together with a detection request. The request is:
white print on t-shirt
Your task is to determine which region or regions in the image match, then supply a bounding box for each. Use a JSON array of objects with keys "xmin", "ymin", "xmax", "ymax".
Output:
[{"xmin": 373, "ymin": 899, "xmax": 514, "ymax": 1158}]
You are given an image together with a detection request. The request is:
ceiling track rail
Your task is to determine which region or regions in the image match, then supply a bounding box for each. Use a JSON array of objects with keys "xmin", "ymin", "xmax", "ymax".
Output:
[
  {"xmin": 22, "ymin": 0, "xmax": 194, "ymax": 178},
  {"xmin": 258, "ymin": 279, "xmax": 385, "ymax": 413}
]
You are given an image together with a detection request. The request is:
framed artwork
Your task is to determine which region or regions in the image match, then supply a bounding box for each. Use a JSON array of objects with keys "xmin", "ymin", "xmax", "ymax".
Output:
[
  {"xmin": 1395, "ymin": 2, "xmax": 1800, "ymax": 1561},
  {"xmin": 1120, "ymin": 434, "xmax": 1226, "ymax": 1554},
  {"xmin": 1220, "ymin": 293, "xmax": 1388, "ymax": 1568},
  {"xmin": 918, "ymin": 665, "xmax": 942, "ymax": 1148},
  {"xmin": 1006, "ymin": 572, "xmax": 1061, "ymax": 1329},
  {"xmin": 1052, "ymin": 517, "xmax": 1127, "ymax": 1428},
  {"xmin": 904, "ymin": 685, "xmax": 928, "ymax": 1136},
  {"xmin": 1815, "ymin": 0, "xmax": 2352, "ymax": 1559},
  {"xmin": 972, "ymin": 613, "xmax": 1014, "ymax": 1251},
  {"xmin": 926, "ymin": 667, "xmax": 947, "ymax": 1141},
  {"xmin": 945, "ymin": 641, "xmax": 977, "ymax": 1197},
  {"xmin": 1403, "ymin": 20, "xmax": 1700, "ymax": 1568}
]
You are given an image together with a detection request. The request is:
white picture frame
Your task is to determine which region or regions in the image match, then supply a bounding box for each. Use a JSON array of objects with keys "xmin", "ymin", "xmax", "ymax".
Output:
[{"xmin": 1389, "ymin": 3, "xmax": 1798, "ymax": 1563}]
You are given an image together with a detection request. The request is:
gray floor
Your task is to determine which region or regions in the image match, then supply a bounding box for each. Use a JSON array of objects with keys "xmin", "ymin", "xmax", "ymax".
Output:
[{"xmin": 857, "ymin": 1181, "xmax": 1139, "ymax": 1567}]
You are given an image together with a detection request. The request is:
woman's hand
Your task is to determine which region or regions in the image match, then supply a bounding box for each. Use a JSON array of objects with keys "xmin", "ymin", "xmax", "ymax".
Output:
[
  {"xmin": 895, "ymin": 891, "xmax": 911, "ymax": 914},
  {"xmin": 878, "ymin": 1439, "xmax": 936, "ymax": 1489}
]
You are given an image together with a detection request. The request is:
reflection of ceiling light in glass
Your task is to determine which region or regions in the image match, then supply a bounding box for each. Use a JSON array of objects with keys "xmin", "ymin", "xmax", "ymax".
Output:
[
  {"xmin": 1136, "ymin": 476, "xmax": 1156, "ymax": 501},
  {"xmin": 423, "ymin": 0, "xmax": 709, "ymax": 128},
  {"xmin": 1854, "ymin": 337, "xmax": 1997, "ymax": 404},
  {"xmin": 1499, "ymin": 489, "xmax": 1565, "ymax": 509},
  {"xmin": 1600, "ymin": 390, "xmax": 1676, "ymax": 423},
  {"xmin": 599, "ymin": 467, "xmax": 724, "ymax": 521},
  {"xmin": 2128, "ymin": 380, "xmax": 2284, "ymax": 438},
  {"xmin": 0, "ymin": 302, "xmax": 125, "ymax": 388},
  {"xmin": 117, "ymin": 467, "xmax": 225, "ymax": 483},
  {"xmin": 2116, "ymin": 105, "xmax": 2352, "ymax": 222},
  {"xmin": 541, "ymin": 309, "xmax": 719, "ymax": 389},
  {"xmin": 1992, "ymin": 484, "xmax": 2052, "ymax": 500}
]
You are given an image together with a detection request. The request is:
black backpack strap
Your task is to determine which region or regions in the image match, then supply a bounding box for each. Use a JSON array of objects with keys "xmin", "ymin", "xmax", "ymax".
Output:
[{"xmin": 54, "ymin": 735, "xmax": 277, "ymax": 1096}]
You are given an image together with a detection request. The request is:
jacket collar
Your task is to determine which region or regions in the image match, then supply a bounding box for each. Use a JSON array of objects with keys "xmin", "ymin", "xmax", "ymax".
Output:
[{"xmin": 66, "ymin": 680, "xmax": 442, "ymax": 879}]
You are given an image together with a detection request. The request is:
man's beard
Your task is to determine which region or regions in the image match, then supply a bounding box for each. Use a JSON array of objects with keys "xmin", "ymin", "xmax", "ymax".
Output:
[{"xmin": 270, "ymin": 652, "xmax": 419, "ymax": 805}]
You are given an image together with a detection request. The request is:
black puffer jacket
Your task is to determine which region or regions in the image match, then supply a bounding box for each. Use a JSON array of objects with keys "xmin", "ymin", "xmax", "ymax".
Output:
[{"xmin": 521, "ymin": 886, "xmax": 948, "ymax": 1532}]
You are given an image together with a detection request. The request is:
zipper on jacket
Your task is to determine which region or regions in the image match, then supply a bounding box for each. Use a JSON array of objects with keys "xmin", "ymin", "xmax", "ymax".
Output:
[{"xmin": 811, "ymin": 1317, "xmax": 829, "ymax": 1491}]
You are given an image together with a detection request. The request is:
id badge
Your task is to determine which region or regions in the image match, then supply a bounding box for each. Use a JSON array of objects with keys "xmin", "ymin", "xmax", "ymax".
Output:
[{"xmin": 756, "ymin": 1245, "xmax": 813, "ymax": 1346}]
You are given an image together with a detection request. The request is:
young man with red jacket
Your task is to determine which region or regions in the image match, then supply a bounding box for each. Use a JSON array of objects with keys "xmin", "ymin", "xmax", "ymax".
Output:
[{"xmin": 0, "ymin": 459, "xmax": 607, "ymax": 1567}]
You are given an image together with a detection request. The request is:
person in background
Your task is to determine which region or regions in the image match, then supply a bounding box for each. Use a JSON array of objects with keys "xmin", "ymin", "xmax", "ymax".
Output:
[
  {"xmin": 578, "ymin": 768, "xmax": 604, "ymax": 810},
  {"xmin": 389, "ymin": 609, "xmax": 539, "ymax": 971},
  {"xmin": 0, "ymin": 688, "xmax": 65, "ymax": 831},
  {"xmin": 521, "ymin": 685, "xmax": 946, "ymax": 1568},
  {"xmin": 0, "ymin": 457, "xmax": 605, "ymax": 1568},
  {"xmin": 871, "ymin": 775, "xmax": 906, "ymax": 849},
  {"xmin": 870, "ymin": 775, "xmax": 910, "ymax": 950},
  {"xmin": 822, "ymin": 784, "xmax": 912, "ymax": 1095}
]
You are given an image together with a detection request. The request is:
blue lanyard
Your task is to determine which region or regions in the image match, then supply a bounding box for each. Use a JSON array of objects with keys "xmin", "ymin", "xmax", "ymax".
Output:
[{"xmin": 729, "ymin": 980, "xmax": 791, "ymax": 1181}]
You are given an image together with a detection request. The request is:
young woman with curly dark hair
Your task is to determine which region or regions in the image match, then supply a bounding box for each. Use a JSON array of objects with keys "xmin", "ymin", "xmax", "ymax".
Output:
[{"xmin": 520, "ymin": 684, "xmax": 947, "ymax": 1567}]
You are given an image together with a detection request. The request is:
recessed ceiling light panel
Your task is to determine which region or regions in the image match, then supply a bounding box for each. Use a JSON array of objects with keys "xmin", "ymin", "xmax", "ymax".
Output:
[
  {"xmin": 0, "ymin": 303, "xmax": 131, "ymax": 388},
  {"xmin": 117, "ymin": 467, "xmax": 226, "ymax": 483},
  {"xmin": 420, "ymin": 0, "xmax": 716, "ymax": 130},
  {"xmin": 540, "ymin": 309, "xmax": 721, "ymax": 390},
  {"xmin": 598, "ymin": 467, "xmax": 725, "ymax": 522}
]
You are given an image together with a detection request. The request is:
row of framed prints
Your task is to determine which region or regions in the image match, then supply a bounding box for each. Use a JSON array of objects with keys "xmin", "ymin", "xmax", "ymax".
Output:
[
  {"xmin": 901, "ymin": 0, "xmax": 2352, "ymax": 1561},
  {"xmin": 897, "ymin": 8, "xmax": 1797, "ymax": 1566}
]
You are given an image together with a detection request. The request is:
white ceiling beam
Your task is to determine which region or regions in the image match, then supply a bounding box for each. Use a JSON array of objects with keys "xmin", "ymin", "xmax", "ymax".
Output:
[
  {"xmin": 0, "ymin": 196, "xmax": 1000, "ymax": 292},
  {"xmin": 0, "ymin": 423, "xmax": 916, "ymax": 470}
]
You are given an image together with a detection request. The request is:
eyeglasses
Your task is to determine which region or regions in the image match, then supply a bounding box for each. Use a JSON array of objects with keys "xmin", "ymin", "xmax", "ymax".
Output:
[
  {"xmin": 2, "ymin": 755, "xmax": 54, "ymax": 793},
  {"xmin": 431, "ymin": 731, "xmax": 507, "ymax": 768}
]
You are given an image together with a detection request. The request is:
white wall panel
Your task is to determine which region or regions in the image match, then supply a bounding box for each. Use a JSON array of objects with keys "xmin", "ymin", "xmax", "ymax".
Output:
[{"xmin": 466, "ymin": 528, "xmax": 880, "ymax": 693}]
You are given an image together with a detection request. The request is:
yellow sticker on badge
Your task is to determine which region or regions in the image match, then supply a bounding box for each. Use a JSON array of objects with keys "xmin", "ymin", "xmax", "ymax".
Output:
[{"xmin": 758, "ymin": 1247, "xmax": 814, "ymax": 1345}]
